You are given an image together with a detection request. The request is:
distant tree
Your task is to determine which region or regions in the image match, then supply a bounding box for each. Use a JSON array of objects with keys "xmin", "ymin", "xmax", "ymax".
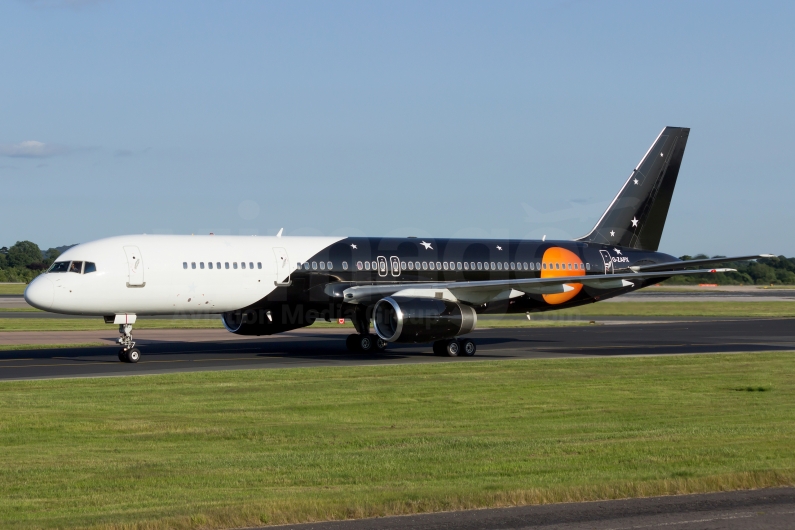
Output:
[{"xmin": 6, "ymin": 241, "xmax": 42, "ymax": 269}]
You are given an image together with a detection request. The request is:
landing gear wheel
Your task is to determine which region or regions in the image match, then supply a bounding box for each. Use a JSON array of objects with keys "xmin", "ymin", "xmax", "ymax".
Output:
[
  {"xmin": 358, "ymin": 334, "xmax": 373, "ymax": 352},
  {"xmin": 118, "ymin": 349, "xmax": 127, "ymax": 362},
  {"xmin": 374, "ymin": 337, "xmax": 388, "ymax": 352},
  {"xmin": 444, "ymin": 339, "xmax": 460, "ymax": 357},
  {"xmin": 432, "ymin": 340, "xmax": 446, "ymax": 356},
  {"xmin": 346, "ymin": 334, "xmax": 360, "ymax": 352},
  {"xmin": 460, "ymin": 339, "xmax": 476, "ymax": 356},
  {"xmin": 126, "ymin": 348, "xmax": 141, "ymax": 363}
]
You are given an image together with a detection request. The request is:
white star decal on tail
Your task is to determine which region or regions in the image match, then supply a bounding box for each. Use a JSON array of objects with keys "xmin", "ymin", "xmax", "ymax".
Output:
[
  {"xmin": 610, "ymin": 230, "xmax": 615, "ymax": 237},
  {"xmin": 420, "ymin": 241, "xmax": 433, "ymax": 250},
  {"xmin": 614, "ymin": 248, "xmax": 622, "ymax": 255},
  {"xmin": 631, "ymin": 217, "xmax": 639, "ymax": 227},
  {"xmin": 633, "ymin": 178, "xmax": 639, "ymax": 185},
  {"xmin": 496, "ymin": 245, "xmax": 503, "ymax": 251},
  {"xmin": 350, "ymin": 244, "xmax": 357, "ymax": 249}
]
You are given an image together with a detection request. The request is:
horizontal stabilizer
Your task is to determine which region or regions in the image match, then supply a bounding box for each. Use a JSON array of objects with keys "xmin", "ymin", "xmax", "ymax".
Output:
[{"xmin": 631, "ymin": 254, "xmax": 774, "ymax": 272}]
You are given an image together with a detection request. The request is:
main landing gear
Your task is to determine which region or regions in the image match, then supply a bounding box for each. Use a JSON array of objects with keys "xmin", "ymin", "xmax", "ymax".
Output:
[
  {"xmin": 117, "ymin": 324, "xmax": 141, "ymax": 363},
  {"xmin": 346, "ymin": 333, "xmax": 388, "ymax": 353},
  {"xmin": 433, "ymin": 338, "xmax": 477, "ymax": 357}
]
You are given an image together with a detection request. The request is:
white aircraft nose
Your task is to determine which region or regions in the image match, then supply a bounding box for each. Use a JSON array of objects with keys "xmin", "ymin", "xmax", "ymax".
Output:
[{"xmin": 24, "ymin": 277, "xmax": 54, "ymax": 310}]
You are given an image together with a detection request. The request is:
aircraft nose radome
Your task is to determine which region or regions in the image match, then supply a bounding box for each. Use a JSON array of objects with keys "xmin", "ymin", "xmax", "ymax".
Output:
[{"xmin": 24, "ymin": 277, "xmax": 54, "ymax": 310}]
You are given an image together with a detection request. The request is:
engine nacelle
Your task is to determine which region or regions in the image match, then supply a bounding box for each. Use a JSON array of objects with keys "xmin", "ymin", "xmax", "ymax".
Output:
[
  {"xmin": 372, "ymin": 296, "xmax": 477, "ymax": 343},
  {"xmin": 222, "ymin": 309, "xmax": 314, "ymax": 336}
]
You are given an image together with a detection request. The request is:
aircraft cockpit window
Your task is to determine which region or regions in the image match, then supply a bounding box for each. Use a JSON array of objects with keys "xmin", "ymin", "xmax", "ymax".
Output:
[
  {"xmin": 48, "ymin": 261, "xmax": 70, "ymax": 273},
  {"xmin": 69, "ymin": 261, "xmax": 83, "ymax": 273},
  {"xmin": 84, "ymin": 262, "xmax": 97, "ymax": 274}
]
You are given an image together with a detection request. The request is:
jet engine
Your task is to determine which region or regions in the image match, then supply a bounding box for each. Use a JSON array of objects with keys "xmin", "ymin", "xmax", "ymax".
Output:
[
  {"xmin": 222, "ymin": 308, "xmax": 314, "ymax": 336},
  {"xmin": 372, "ymin": 296, "xmax": 477, "ymax": 343}
]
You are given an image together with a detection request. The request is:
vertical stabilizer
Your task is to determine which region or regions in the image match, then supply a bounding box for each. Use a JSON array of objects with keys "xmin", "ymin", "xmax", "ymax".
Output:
[{"xmin": 577, "ymin": 126, "xmax": 690, "ymax": 251}]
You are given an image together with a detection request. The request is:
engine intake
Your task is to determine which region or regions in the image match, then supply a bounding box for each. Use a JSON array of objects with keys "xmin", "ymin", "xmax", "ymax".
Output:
[{"xmin": 373, "ymin": 296, "xmax": 477, "ymax": 343}]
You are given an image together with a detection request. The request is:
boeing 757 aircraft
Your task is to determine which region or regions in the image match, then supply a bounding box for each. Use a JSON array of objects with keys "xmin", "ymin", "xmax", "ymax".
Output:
[{"xmin": 25, "ymin": 127, "xmax": 771, "ymax": 363}]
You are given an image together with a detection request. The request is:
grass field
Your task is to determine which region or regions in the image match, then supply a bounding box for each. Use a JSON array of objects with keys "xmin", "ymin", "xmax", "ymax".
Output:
[
  {"xmin": 0, "ymin": 343, "xmax": 104, "ymax": 351},
  {"xmin": 1, "ymin": 301, "xmax": 794, "ymax": 332},
  {"xmin": 0, "ymin": 283, "xmax": 26, "ymax": 295},
  {"xmin": 0, "ymin": 353, "xmax": 793, "ymax": 529}
]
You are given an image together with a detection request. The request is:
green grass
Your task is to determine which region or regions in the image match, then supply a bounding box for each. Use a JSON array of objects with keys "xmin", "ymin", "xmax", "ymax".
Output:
[
  {"xmin": 0, "ymin": 353, "xmax": 793, "ymax": 529},
  {"xmin": 0, "ymin": 307, "xmax": 41, "ymax": 312},
  {"xmin": 0, "ymin": 283, "xmax": 26, "ymax": 295},
  {"xmin": 0, "ymin": 343, "xmax": 104, "ymax": 351}
]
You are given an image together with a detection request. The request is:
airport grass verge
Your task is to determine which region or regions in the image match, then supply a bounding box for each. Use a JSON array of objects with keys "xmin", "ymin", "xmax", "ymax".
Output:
[
  {"xmin": 0, "ymin": 283, "xmax": 26, "ymax": 295},
  {"xmin": 0, "ymin": 342, "xmax": 105, "ymax": 351},
  {"xmin": 0, "ymin": 352, "xmax": 793, "ymax": 529}
]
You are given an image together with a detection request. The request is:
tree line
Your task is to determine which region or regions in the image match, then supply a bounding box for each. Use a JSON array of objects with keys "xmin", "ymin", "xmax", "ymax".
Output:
[
  {"xmin": 2, "ymin": 241, "xmax": 794, "ymax": 285},
  {"xmin": 0, "ymin": 241, "xmax": 75, "ymax": 283}
]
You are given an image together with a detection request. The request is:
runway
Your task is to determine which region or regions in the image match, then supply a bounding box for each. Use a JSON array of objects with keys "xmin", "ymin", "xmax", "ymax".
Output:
[
  {"xmin": 271, "ymin": 487, "xmax": 795, "ymax": 530},
  {"xmin": 1, "ymin": 318, "xmax": 793, "ymax": 381}
]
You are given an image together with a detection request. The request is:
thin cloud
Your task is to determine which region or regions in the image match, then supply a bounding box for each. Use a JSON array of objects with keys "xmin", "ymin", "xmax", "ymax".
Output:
[{"xmin": 0, "ymin": 141, "xmax": 70, "ymax": 158}]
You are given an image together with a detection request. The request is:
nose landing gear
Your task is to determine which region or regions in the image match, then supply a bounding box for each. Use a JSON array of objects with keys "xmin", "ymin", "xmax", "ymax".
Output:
[{"xmin": 118, "ymin": 324, "xmax": 140, "ymax": 363}]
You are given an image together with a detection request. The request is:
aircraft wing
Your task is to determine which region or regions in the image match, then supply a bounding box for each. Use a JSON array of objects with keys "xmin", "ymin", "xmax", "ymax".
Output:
[
  {"xmin": 341, "ymin": 268, "xmax": 735, "ymax": 304},
  {"xmin": 631, "ymin": 254, "xmax": 774, "ymax": 272}
]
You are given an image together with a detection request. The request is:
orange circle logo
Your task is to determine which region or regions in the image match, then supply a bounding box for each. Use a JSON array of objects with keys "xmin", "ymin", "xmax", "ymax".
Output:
[{"xmin": 540, "ymin": 247, "xmax": 584, "ymax": 304}]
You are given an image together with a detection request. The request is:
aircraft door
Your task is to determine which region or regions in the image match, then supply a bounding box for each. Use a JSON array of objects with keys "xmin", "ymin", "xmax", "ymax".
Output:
[
  {"xmin": 390, "ymin": 256, "xmax": 401, "ymax": 277},
  {"xmin": 273, "ymin": 247, "xmax": 292, "ymax": 286},
  {"xmin": 377, "ymin": 256, "xmax": 388, "ymax": 277},
  {"xmin": 599, "ymin": 250, "xmax": 613, "ymax": 274},
  {"xmin": 123, "ymin": 246, "xmax": 145, "ymax": 287}
]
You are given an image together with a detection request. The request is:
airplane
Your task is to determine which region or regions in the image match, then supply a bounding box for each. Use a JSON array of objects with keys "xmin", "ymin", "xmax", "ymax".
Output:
[{"xmin": 24, "ymin": 126, "xmax": 772, "ymax": 363}]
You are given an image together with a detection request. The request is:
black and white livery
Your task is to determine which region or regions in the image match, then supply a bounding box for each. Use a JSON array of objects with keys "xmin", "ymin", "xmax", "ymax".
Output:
[{"xmin": 25, "ymin": 127, "xmax": 771, "ymax": 362}]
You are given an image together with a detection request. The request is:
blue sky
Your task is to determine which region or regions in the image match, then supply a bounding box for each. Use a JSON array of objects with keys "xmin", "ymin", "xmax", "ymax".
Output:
[{"xmin": 1, "ymin": 0, "xmax": 793, "ymax": 255}]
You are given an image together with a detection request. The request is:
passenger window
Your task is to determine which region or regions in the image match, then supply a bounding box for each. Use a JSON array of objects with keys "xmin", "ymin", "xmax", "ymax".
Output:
[
  {"xmin": 327, "ymin": 261, "xmax": 332, "ymax": 270},
  {"xmin": 490, "ymin": 262, "xmax": 496, "ymax": 270},
  {"xmin": 542, "ymin": 263, "xmax": 546, "ymax": 270},
  {"xmin": 200, "ymin": 262, "xmax": 205, "ymax": 269},
  {"xmin": 242, "ymin": 262, "xmax": 246, "ymax": 269},
  {"xmin": 364, "ymin": 261, "xmax": 370, "ymax": 271},
  {"xmin": 217, "ymin": 262, "xmax": 221, "ymax": 269},
  {"xmin": 225, "ymin": 262, "xmax": 229, "ymax": 269},
  {"xmin": 407, "ymin": 262, "xmax": 414, "ymax": 270},
  {"xmin": 457, "ymin": 262, "xmax": 462, "ymax": 270},
  {"xmin": 586, "ymin": 263, "xmax": 591, "ymax": 270},
  {"xmin": 477, "ymin": 262, "xmax": 482, "ymax": 270},
  {"xmin": 429, "ymin": 262, "xmax": 435, "ymax": 270},
  {"xmin": 319, "ymin": 262, "xmax": 325, "ymax": 270},
  {"xmin": 183, "ymin": 262, "xmax": 188, "ymax": 269},
  {"xmin": 523, "ymin": 262, "xmax": 528, "ymax": 270},
  {"xmin": 415, "ymin": 261, "xmax": 420, "ymax": 269},
  {"xmin": 249, "ymin": 262, "xmax": 254, "ymax": 269},
  {"xmin": 192, "ymin": 262, "xmax": 196, "ymax": 269},
  {"xmin": 69, "ymin": 261, "xmax": 83, "ymax": 273},
  {"xmin": 342, "ymin": 261, "xmax": 348, "ymax": 270},
  {"xmin": 443, "ymin": 262, "xmax": 448, "ymax": 271},
  {"xmin": 208, "ymin": 262, "xmax": 213, "ymax": 269},
  {"xmin": 84, "ymin": 262, "xmax": 97, "ymax": 274},
  {"xmin": 304, "ymin": 262, "xmax": 310, "ymax": 270},
  {"xmin": 372, "ymin": 261, "xmax": 377, "ymax": 270},
  {"xmin": 233, "ymin": 262, "xmax": 238, "ymax": 269},
  {"xmin": 357, "ymin": 261, "xmax": 363, "ymax": 270},
  {"xmin": 435, "ymin": 262, "xmax": 441, "ymax": 270},
  {"xmin": 257, "ymin": 262, "xmax": 262, "ymax": 269},
  {"xmin": 401, "ymin": 261, "xmax": 407, "ymax": 269},
  {"xmin": 422, "ymin": 262, "xmax": 428, "ymax": 270},
  {"xmin": 311, "ymin": 262, "xmax": 317, "ymax": 270},
  {"xmin": 510, "ymin": 262, "xmax": 515, "ymax": 270}
]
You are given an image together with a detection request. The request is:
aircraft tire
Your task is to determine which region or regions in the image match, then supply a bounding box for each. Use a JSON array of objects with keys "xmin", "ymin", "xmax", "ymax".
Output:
[
  {"xmin": 118, "ymin": 349, "xmax": 128, "ymax": 362},
  {"xmin": 444, "ymin": 339, "xmax": 460, "ymax": 357},
  {"xmin": 358, "ymin": 334, "xmax": 373, "ymax": 352},
  {"xmin": 460, "ymin": 339, "xmax": 476, "ymax": 356},
  {"xmin": 345, "ymin": 334, "xmax": 360, "ymax": 352},
  {"xmin": 126, "ymin": 348, "xmax": 141, "ymax": 363},
  {"xmin": 432, "ymin": 340, "xmax": 446, "ymax": 356},
  {"xmin": 374, "ymin": 336, "xmax": 388, "ymax": 352}
]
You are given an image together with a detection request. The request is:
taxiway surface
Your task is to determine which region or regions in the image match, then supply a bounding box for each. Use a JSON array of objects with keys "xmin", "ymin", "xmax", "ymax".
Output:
[
  {"xmin": 1, "ymin": 318, "xmax": 793, "ymax": 381},
  {"xmin": 269, "ymin": 487, "xmax": 795, "ymax": 530}
]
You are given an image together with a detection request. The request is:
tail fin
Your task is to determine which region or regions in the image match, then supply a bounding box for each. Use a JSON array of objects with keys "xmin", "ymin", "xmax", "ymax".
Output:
[{"xmin": 577, "ymin": 126, "xmax": 690, "ymax": 251}]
